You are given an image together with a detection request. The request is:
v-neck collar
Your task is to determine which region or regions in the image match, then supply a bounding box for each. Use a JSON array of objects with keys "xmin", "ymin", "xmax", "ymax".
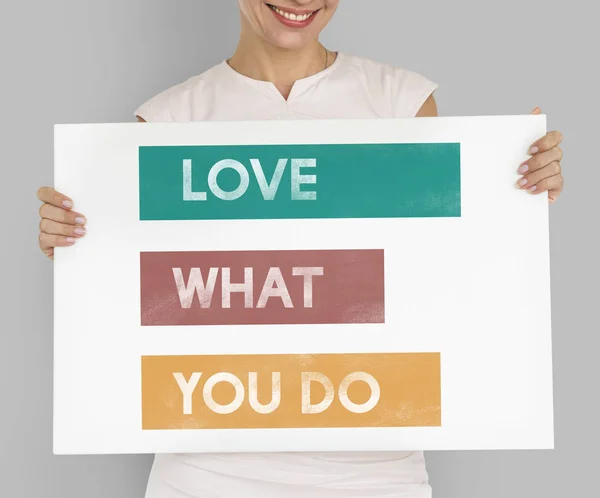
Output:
[{"xmin": 221, "ymin": 52, "xmax": 343, "ymax": 102}]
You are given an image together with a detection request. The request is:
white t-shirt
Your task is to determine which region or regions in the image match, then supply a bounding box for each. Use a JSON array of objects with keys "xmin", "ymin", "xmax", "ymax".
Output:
[{"xmin": 135, "ymin": 52, "xmax": 438, "ymax": 498}]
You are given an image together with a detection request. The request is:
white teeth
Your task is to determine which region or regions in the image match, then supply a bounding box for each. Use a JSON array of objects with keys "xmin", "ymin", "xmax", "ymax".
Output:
[{"xmin": 271, "ymin": 5, "xmax": 314, "ymax": 22}]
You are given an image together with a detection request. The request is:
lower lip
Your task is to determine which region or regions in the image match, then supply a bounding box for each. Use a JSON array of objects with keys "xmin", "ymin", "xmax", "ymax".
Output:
[{"xmin": 268, "ymin": 6, "xmax": 319, "ymax": 28}]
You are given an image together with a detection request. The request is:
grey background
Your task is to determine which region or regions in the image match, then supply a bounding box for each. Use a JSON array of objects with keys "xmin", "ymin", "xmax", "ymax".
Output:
[{"xmin": 1, "ymin": 0, "xmax": 598, "ymax": 497}]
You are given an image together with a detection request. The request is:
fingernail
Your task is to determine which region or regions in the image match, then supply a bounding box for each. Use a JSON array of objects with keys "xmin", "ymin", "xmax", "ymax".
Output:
[
  {"xmin": 529, "ymin": 146, "xmax": 539, "ymax": 155},
  {"xmin": 74, "ymin": 227, "xmax": 86, "ymax": 236},
  {"xmin": 528, "ymin": 185, "xmax": 537, "ymax": 193},
  {"xmin": 517, "ymin": 178, "xmax": 528, "ymax": 187},
  {"xmin": 75, "ymin": 216, "xmax": 86, "ymax": 225},
  {"xmin": 62, "ymin": 200, "xmax": 73, "ymax": 209},
  {"xmin": 66, "ymin": 237, "xmax": 76, "ymax": 244},
  {"xmin": 518, "ymin": 163, "xmax": 529, "ymax": 174}
]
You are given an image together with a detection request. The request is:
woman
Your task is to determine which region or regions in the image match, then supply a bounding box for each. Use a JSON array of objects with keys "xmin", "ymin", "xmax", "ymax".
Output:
[{"xmin": 36, "ymin": 1, "xmax": 565, "ymax": 497}]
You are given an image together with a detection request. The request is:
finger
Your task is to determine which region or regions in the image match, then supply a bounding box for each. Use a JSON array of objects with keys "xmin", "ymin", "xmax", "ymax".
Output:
[
  {"xmin": 39, "ymin": 242, "xmax": 55, "ymax": 259},
  {"xmin": 37, "ymin": 187, "xmax": 74, "ymax": 210},
  {"xmin": 518, "ymin": 147, "xmax": 562, "ymax": 175},
  {"xmin": 38, "ymin": 232, "xmax": 77, "ymax": 251},
  {"xmin": 39, "ymin": 204, "xmax": 86, "ymax": 225},
  {"xmin": 517, "ymin": 161, "xmax": 561, "ymax": 190},
  {"xmin": 522, "ymin": 172, "xmax": 563, "ymax": 196},
  {"xmin": 529, "ymin": 130, "xmax": 563, "ymax": 154},
  {"xmin": 531, "ymin": 106, "xmax": 542, "ymax": 115},
  {"xmin": 548, "ymin": 180, "xmax": 564, "ymax": 203},
  {"xmin": 39, "ymin": 219, "xmax": 86, "ymax": 238}
]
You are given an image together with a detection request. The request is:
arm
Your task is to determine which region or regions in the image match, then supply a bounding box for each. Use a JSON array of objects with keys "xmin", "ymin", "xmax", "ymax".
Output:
[{"xmin": 415, "ymin": 94, "xmax": 438, "ymax": 117}]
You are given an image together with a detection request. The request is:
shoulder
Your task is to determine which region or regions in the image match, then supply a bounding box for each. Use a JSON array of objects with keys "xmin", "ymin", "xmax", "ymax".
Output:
[
  {"xmin": 335, "ymin": 53, "xmax": 439, "ymax": 117},
  {"xmin": 133, "ymin": 63, "xmax": 225, "ymax": 122}
]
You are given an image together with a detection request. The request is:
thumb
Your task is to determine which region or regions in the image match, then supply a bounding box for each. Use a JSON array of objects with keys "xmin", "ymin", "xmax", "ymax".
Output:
[{"xmin": 531, "ymin": 106, "xmax": 542, "ymax": 115}]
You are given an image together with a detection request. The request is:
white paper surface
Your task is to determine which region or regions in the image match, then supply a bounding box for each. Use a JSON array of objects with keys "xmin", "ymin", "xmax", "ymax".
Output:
[{"xmin": 53, "ymin": 116, "xmax": 553, "ymax": 455}]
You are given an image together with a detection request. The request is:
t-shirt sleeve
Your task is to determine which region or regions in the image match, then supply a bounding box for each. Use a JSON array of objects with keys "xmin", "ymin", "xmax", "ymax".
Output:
[
  {"xmin": 133, "ymin": 88, "xmax": 177, "ymax": 123},
  {"xmin": 393, "ymin": 69, "xmax": 439, "ymax": 118}
]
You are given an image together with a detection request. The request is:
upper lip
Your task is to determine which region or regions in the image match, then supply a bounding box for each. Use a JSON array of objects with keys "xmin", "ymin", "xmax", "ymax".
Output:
[{"xmin": 266, "ymin": 3, "xmax": 320, "ymax": 15}]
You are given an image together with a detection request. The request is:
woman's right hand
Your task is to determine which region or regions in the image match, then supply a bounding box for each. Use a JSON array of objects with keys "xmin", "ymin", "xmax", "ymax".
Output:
[{"xmin": 37, "ymin": 187, "xmax": 87, "ymax": 260}]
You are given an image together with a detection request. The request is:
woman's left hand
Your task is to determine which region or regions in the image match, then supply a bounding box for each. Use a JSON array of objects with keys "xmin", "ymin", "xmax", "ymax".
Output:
[{"xmin": 516, "ymin": 107, "xmax": 564, "ymax": 203}]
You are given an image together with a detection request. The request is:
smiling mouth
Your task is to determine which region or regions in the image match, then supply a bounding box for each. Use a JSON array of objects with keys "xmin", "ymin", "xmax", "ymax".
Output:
[{"xmin": 266, "ymin": 3, "xmax": 320, "ymax": 24}]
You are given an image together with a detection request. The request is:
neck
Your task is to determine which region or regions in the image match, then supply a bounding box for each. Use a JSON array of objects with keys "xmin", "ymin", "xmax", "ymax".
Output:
[{"xmin": 228, "ymin": 23, "xmax": 330, "ymax": 99}]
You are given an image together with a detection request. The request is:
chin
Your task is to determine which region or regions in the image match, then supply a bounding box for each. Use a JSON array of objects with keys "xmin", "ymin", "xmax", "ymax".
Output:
[{"xmin": 266, "ymin": 31, "xmax": 317, "ymax": 50}]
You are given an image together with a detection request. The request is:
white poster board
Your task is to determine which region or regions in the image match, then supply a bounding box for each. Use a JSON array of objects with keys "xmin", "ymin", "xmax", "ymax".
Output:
[{"xmin": 53, "ymin": 116, "xmax": 553, "ymax": 455}]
